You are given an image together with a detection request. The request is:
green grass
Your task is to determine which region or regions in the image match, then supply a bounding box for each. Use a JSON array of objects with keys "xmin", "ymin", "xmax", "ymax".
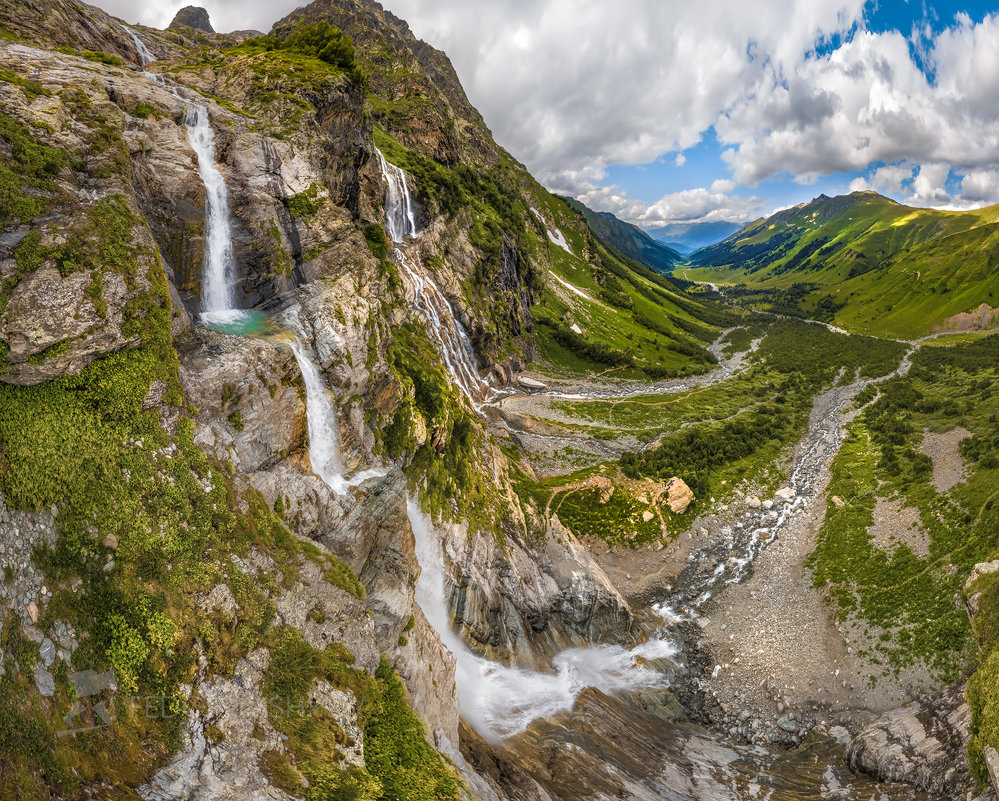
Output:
[
  {"xmin": 808, "ymin": 334, "xmax": 999, "ymax": 685},
  {"xmin": 552, "ymin": 485, "xmax": 664, "ymax": 545},
  {"xmin": 687, "ymin": 191, "xmax": 999, "ymax": 338},
  {"xmin": 55, "ymin": 47, "xmax": 125, "ymax": 67}
]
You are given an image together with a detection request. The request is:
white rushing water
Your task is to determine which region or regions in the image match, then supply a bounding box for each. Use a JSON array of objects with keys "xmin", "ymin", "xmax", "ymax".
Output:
[
  {"xmin": 409, "ymin": 498, "xmax": 677, "ymax": 743},
  {"xmin": 290, "ymin": 339, "xmax": 348, "ymax": 495},
  {"xmin": 375, "ymin": 149, "xmax": 491, "ymax": 405},
  {"xmin": 377, "ymin": 149, "xmax": 417, "ymax": 244},
  {"xmin": 289, "ymin": 339, "xmax": 386, "ymax": 495},
  {"xmin": 184, "ymin": 105, "xmax": 238, "ymax": 319},
  {"xmin": 121, "ymin": 25, "xmax": 155, "ymax": 65}
]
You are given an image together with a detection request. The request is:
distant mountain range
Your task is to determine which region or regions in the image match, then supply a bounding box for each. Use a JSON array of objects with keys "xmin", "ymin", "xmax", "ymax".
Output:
[
  {"xmin": 644, "ymin": 221, "xmax": 743, "ymax": 253},
  {"xmin": 563, "ymin": 197, "xmax": 683, "ymax": 273},
  {"xmin": 687, "ymin": 191, "xmax": 999, "ymax": 338}
]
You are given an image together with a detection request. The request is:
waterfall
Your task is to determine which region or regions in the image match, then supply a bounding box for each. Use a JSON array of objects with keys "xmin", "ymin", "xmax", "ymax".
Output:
[
  {"xmin": 290, "ymin": 339, "xmax": 386, "ymax": 495},
  {"xmin": 290, "ymin": 340, "xmax": 349, "ymax": 496},
  {"xmin": 375, "ymin": 149, "xmax": 491, "ymax": 404},
  {"xmin": 408, "ymin": 498, "xmax": 676, "ymax": 743},
  {"xmin": 184, "ymin": 105, "xmax": 237, "ymax": 318},
  {"xmin": 376, "ymin": 150, "xmax": 417, "ymax": 243},
  {"xmin": 395, "ymin": 250, "xmax": 491, "ymax": 403},
  {"xmin": 121, "ymin": 25, "xmax": 155, "ymax": 65}
]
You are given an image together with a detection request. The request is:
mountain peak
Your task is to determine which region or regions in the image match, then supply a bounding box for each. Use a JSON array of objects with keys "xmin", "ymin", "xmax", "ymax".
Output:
[{"xmin": 168, "ymin": 6, "xmax": 215, "ymax": 33}]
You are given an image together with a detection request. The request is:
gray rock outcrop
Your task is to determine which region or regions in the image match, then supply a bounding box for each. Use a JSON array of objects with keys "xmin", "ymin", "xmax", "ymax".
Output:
[
  {"xmin": 846, "ymin": 682, "xmax": 975, "ymax": 797},
  {"xmin": 168, "ymin": 6, "xmax": 214, "ymax": 33}
]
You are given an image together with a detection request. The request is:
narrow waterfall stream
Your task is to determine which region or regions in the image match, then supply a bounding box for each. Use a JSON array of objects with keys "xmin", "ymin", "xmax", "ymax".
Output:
[
  {"xmin": 376, "ymin": 149, "xmax": 492, "ymax": 405},
  {"xmin": 408, "ymin": 498, "xmax": 677, "ymax": 743},
  {"xmin": 289, "ymin": 340, "xmax": 348, "ymax": 495},
  {"xmin": 184, "ymin": 105, "xmax": 238, "ymax": 321},
  {"xmin": 121, "ymin": 25, "xmax": 155, "ymax": 65},
  {"xmin": 289, "ymin": 339, "xmax": 386, "ymax": 495}
]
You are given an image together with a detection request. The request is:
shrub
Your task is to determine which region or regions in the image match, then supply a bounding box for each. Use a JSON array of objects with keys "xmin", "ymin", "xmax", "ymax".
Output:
[{"xmin": 242, "ymin": 22, "xmax": 366, "ymax": 88}]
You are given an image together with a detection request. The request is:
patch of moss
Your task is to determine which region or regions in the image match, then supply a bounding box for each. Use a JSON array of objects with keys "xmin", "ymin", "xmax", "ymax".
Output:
[
  {"xmin": 323, "ymin": 560, "xmax": 366, "ymax": 601},
  {"xmin": 0, "ymin": 68, "xmax": 52, "ymax": 99},
  {"xmin": 131, "ymin": 102, "xmax": 157, "ymax": 119},
  {"xmin": 26, "ymin": 340, "xmax": 70, "ymax": 366},
  {"xmin": 261, "ymin": 219, "xmax": 293, "ymax": 276},
  {"xmin": 56, "ymin": 47, "xmax": 125, "ymax": 67},
  {"xmin": 0, "ymin": 112, "xmax": 68, "ymax": 227}
]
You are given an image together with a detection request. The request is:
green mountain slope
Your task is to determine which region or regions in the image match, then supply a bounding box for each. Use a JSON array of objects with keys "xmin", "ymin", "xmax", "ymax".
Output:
[
  {"xmin": 563, "ymin": 196, "xmax": 683, "ymax": 274},
  {"xmin": 687, "ymin": 191, "xmax": 999, "ymax": 338}
]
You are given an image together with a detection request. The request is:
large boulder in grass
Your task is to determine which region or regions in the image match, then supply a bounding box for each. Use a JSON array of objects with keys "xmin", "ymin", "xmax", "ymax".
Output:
[{"xmin": 666, "ymin": 477, "xmax": 694, "ymax": 514}]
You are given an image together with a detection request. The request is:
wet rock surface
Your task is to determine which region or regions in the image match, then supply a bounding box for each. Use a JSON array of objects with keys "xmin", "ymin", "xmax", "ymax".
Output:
[{"xmin": 846, "ymin": 683, "xmax": 974, "ymax": 797}]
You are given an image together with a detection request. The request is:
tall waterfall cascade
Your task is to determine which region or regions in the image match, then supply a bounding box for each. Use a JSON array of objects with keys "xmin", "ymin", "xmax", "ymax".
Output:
[
  {"xmin": 184, "ymin": 105, "xmax": 237, "ymax": 320},
  {"xmin": 409, "ymin": 499, "xmax": 677, "ymax": 743},
  {"xmin": 376, "ymin": 150, "xmax": 491, "ymax": 405}
]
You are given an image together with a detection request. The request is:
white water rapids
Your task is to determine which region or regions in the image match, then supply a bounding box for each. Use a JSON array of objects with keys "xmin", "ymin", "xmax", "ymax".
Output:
[
  {"xmin": 408, "ymin": 498, "xmax": 678, "ymax": 743},
  {"xmin": 376, "ymin": 149, "xmax": 492, "ymax": 405}
]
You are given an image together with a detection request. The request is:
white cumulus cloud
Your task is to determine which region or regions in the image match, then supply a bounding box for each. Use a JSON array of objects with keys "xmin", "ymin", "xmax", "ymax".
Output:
[{"xmin": 93, "ymin": 0, "xmax": 999, "ymax": 216}]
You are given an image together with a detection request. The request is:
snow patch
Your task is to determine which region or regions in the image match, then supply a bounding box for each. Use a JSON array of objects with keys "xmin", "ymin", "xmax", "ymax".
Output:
[{"xmin": 550, "ymin": 271, "xmax": 595, "ymax": 303}]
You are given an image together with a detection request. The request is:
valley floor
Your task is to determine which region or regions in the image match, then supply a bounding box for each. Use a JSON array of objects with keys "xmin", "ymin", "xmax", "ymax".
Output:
[{"xmin": 486, "ymin": 320, "xmax": 999, "ymax": 799}]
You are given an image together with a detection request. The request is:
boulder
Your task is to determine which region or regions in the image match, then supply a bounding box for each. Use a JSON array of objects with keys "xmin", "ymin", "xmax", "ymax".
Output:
[
  {"xmin": 0, "ymin": 267, "xmax": 142, "ymax": 385},
  {"xmin": 846, "ymin": 682, "xmax": 974, "ymax": 797},
  {"xmin": 665, "ymin": 477, "xmax": 694, "ymax": 514},
  {"xmin": 39, "ymin": 638, "xmax": 56, "ymax": 667},
  {"xmin": 33, "ymin": 664, "xmax": 55, "ymax": 697},
  {"xmin": 518, "ymin": 376, "xmax": 548, "ymax": 393}
]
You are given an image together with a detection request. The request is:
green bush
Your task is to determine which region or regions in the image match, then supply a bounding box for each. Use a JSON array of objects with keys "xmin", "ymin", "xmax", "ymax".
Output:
[
  {"xmin": 131, "ymin": 102, "xmax": 157, "ymax": 119},
  {"xmin": 240, "ymin": 22, "xmax": 366, "ymax": 88}
]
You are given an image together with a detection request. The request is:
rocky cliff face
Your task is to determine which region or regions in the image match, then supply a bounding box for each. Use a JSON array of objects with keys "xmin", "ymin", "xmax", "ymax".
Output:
[{"xmin": 0, "ymin": 1, "xmax": 649, "ymax": 797}]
